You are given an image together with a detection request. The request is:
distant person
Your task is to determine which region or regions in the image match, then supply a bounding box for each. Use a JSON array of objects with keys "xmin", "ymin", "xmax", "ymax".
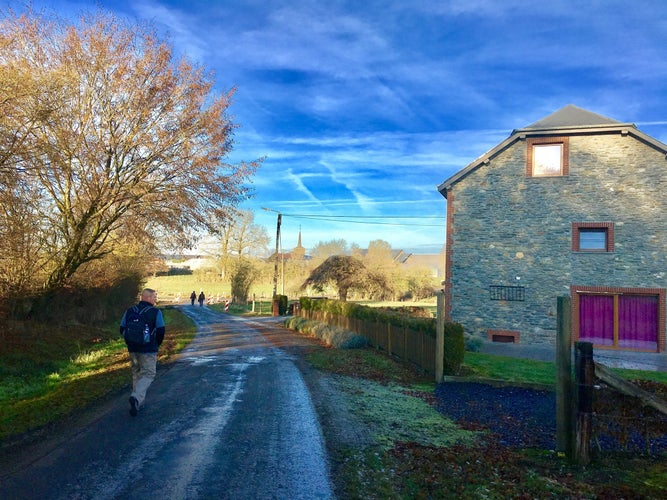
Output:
[
  {"xmin": 119, "ymin": 288, "xmax": 165, "ymax": 417},
  {"xmin": 198, "ymin": 291, "xmax": 205, "ymax": 307},
  {"xmin": 190, "ymin": 290, "xmax": 196, "ymax": 306}
]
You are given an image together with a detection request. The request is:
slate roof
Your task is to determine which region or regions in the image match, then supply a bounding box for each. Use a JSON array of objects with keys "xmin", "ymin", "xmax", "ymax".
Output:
[
  {"xmin": 438, "ymin": 104, "xmax": 667, "ymax": 198},
  {"xmin": 521, "ymin": 104, "xmax": 620, "ymax": 130}
]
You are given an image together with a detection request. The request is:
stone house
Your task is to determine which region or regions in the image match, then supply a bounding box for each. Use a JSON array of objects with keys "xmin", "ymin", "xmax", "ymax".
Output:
[{"xmin": 438, "ymin": 104, "xmax": 667, "ymax": 352}]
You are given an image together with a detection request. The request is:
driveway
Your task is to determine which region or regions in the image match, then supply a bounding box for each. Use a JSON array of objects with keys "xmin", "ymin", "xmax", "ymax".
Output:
[{"xmin": 0, "ymin": 307, "xmax": 333, "ymax": 499}]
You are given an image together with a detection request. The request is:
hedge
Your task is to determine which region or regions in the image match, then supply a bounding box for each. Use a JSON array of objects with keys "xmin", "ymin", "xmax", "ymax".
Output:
[{"xmin": 298, "ymin": 297, "xmax": 437, "ymax": 336}]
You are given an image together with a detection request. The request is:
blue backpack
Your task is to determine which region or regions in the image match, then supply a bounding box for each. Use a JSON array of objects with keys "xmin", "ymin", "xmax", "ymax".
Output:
[{"xmin": 123, "ymin": 305, "xmax": 155, "ymax": 344}]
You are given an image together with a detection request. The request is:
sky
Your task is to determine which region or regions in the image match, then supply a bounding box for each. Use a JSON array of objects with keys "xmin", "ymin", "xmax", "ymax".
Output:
[{"xmin": 6, "ymin": 0, "xmax": 667, "ymax": 254}]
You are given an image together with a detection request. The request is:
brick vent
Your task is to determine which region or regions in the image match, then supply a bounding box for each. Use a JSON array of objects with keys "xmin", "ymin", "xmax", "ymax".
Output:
[{"xmin": 487, "ymin": 329, "xmax": 520, "ymax": 343}]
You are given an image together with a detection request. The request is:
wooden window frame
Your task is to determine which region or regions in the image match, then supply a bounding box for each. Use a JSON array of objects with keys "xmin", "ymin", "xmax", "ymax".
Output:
[
  {"xmin": 526, "ymin": 136, "xmax": 569, "ymax": 177},
  {"xmin": 572, "ymin": 222, "xmax": 614, "ymax": 252}
]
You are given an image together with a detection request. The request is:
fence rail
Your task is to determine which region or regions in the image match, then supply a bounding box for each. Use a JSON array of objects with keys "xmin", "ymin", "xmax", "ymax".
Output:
[{"xmin": 300, "ymin": 308, "xmax": 436, "ymax": 374}]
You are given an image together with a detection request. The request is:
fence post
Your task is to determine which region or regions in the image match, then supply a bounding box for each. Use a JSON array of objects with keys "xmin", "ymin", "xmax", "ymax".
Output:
[
  {"xmin": 403, "ymin": 323, "xmax": 407, "ymax": 360},
  {"xmin": 387, "ymin": 322, "xmax": 392, "ymax": 356},
  {"xmin": 574, "ymin": 341, "xmax": 594, "ymax": 465},
  {"xmin": 556, "ymin": 296, "xmax": 573, "ymax": 457},
  {"xmin": 435, "ymin": 291, "xmax": 445, "ymax": 383}
]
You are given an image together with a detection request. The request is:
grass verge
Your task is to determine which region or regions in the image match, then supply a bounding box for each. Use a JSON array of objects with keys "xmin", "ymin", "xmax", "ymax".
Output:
[
  {"xmin": 304, "ymin": 345, "xmax": 667, "ymax": 498},
  {"xmin": 0, "ymin": 307, "xmax": 196, "ymax": 440},
  {"xmin": 462, "ymin": 351, "xmax": 667, "ymax": 387}
]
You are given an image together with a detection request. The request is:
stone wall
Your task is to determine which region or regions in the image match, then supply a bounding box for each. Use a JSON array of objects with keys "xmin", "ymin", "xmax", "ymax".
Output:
[{"xmin": 448, "ymin": 131, "xmax": 667, "ymax": 345}]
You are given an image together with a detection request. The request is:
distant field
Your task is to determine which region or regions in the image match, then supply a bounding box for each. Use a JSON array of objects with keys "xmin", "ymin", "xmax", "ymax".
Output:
[
  {"xmin": 144, "ymin": 275, "xmax": 275, "ymax": 304},
  {"xmin": 145, "ymin": 275, "xmax": 438, "ymax": 311}
]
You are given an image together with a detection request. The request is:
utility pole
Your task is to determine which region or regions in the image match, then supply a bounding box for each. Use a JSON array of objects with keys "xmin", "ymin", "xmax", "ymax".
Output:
[
  {"xmin": 263, "ymin": 208, "xmax": 282, "ymax": 297},
  {"xmin": 280, "ymin": 230, "xmax": 285, "ymax": 295},
  {"xmin": 275, "ymin": 212, "xmax": 282, "ymax": 297}
]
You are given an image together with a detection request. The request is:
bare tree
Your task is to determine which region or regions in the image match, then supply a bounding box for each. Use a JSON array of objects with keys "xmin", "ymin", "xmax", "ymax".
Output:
[
  {"xmin": 0, "ymin": 11, "xmax": 259, "ymax": 291},
  {"xmin": 363, "ymin": 239, "xmax": 397, "ymax": 271},
  {"xmin": 0, "ymin": 177, "xmax": 47, "ymax": 294},
  {"xmin": 309, "ymin": 239, "xmax": 348, "ymax": 265},
  {"xmin": 217, "ymin": 210, "xmax": 269, "ymax": 278},
  {"xmin": 231, "ymin": 211, "xmax": 270, "ymax": 258}
]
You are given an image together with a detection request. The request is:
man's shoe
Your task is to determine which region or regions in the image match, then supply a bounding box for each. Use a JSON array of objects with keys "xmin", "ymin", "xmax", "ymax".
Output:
[{"xmin": 129, "ymin": 396, "xmax": 138, "ymax": 417}]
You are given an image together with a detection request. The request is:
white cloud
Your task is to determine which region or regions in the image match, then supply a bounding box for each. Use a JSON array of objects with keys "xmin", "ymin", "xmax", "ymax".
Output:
[{"xmin": 284, "ymin": 168, "xmax": 321, "ymax": 203}]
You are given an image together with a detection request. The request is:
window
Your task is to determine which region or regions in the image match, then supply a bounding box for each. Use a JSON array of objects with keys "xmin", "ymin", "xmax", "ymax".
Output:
[
  {"xmin": 579, "ymin": 229, "xmax": 606, "ymax": 250},
  {"xmin": 572, "ymin": 222, "xmax": 614, "ymax": 252},
  {"xmin": 526, "ymin": 137, "xmax": 569, "ymax": 177},
  {"xmin": 533, "ymin": 144, "xmax": 562, "ymax": 176}
]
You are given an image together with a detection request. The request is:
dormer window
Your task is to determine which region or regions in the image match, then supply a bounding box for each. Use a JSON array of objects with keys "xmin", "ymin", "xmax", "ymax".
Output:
[{"xmin": 527, "ymin": 137, "xmax": 569, "ymax": 177}]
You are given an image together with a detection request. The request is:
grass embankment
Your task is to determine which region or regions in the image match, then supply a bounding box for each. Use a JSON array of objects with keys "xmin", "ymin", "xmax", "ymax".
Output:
[
  {"xmin": 305, "ymin": 346, "xmax": 667, "ymax": 498},
  {"xmin": 0, "ymin": 307, "xmax": 196, "ymax": 440}
]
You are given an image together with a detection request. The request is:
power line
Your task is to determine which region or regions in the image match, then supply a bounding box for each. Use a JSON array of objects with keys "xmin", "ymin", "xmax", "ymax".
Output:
[
  {"xmin": 283, "ymin": 214, "xmax": 444, "ymax": 227},
  {"xmin": 282, "ymin": 213, "xmax": 442, "ymax": 219},
  {"xmin": 261, "ymin": 208, "xmax": 445, "ymax": 227}
]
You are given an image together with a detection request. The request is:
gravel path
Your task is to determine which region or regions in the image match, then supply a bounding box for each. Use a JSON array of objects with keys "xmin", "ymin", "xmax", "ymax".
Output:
[
  {"xmin": 433, "ymin": 382, "xmax": 557, "ymax": 449},
  {"xmin": 434, "ymin": 380, "xmax": 667, "ymax": 454}
]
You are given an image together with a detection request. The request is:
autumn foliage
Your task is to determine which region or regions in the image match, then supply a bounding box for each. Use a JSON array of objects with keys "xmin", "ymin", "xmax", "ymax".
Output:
[{"xmin": 0, "ymin": 10, "xmax": 258, "ymax": 296}]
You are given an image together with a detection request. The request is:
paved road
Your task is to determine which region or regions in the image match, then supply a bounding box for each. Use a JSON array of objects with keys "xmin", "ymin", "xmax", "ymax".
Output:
[{"xmin": 0, "ymin": 307, "xmax": 333, "ymax": 499}]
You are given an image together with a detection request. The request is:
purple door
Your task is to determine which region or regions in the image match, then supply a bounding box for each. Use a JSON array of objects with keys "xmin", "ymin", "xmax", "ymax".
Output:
[
  {"xmin": 579, "ymin": 294, "xmax": 658, "ymax": 350},
  {"xmin": 618, "ymin": 295, "xmax": 658, "ymax": 350},
  {"xmin": 579, "ymin": 294, "xmax": 614, "ymax": 346}
]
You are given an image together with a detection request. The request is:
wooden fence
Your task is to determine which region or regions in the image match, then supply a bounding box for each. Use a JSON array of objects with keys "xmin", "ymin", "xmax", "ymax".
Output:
[
  {"xmin": 299, "ymin": 308, "xmax": 437, "ymax": 375},
  {"xmin": 557, "ymin": 296, "xmax": 667, "ymax": 462}
]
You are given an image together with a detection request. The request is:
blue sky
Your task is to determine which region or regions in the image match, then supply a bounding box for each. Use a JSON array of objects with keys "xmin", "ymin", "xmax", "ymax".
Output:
[{"xmin": 8, "ymin": 0, "xmax": 667, "ymax": 253}]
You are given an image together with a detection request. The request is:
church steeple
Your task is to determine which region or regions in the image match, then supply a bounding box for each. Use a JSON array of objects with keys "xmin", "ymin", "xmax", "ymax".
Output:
[{"xmin": 292, "ymin": 226, "xmax": 305, "ymax": 260}]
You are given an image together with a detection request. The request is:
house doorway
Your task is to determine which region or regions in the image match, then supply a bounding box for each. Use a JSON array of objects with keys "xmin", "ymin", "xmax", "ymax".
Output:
[{"xmin": 572, "ymin": 286, "xmax": 665, "ymax": 352}]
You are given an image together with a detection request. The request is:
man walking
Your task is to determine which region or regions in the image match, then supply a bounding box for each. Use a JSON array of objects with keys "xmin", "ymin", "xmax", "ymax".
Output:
[{"xmin": 120, "ymin": 288, "xmax": 165, "ymax": 416}]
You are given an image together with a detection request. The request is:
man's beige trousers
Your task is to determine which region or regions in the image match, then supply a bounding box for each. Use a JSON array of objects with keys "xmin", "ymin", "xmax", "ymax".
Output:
[{"xmin": 129, "ymin": 352, "xmax": 157, "ymax": 407}]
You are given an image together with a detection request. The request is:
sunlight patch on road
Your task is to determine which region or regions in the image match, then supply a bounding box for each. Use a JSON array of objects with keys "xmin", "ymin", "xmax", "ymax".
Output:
[{"xmin": 186, "ymin": 355, "xmax": 219, "ymax": 365}]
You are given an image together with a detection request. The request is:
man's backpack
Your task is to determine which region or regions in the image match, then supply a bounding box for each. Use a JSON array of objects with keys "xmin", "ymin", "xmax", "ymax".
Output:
[{"xmin": 123, "ymin": 306, "xmax": 155, "ymax": 344}]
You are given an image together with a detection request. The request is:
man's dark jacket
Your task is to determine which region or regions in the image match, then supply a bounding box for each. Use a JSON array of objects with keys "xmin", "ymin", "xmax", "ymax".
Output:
[{"xmin": 119, "ymin": 300, "xmax": 166, "ymax": 353}]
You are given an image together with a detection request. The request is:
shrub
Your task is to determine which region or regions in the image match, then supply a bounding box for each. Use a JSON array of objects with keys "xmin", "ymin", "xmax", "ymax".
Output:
[
  {"xmin": 443, "ymin": 322, "xmax": 465, "ymax": 375},
  {"xmin": 284, "ymin": 317, "xmax": 367, "ymax": 349},
  {"xmin": 1, "ymin": 274, "xmax": 143, "ymax": 324},
  {"xmin": 299, "ymin": 296, "xmax": 436, "ymax": 336},
  {"xmin": 230, "ymin": 260, "xmax": 257, "ymax": 303},
  {"xmin": 275, "ymin": 294, "xmax": 288, "ymax": 315},
  {"xmin": 465, "ymin": 334, "xmax": 483, "ymax": 352},
  {"xmin": 284, "ymin": 316, "xmax": 309, "ymax": 330}
]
